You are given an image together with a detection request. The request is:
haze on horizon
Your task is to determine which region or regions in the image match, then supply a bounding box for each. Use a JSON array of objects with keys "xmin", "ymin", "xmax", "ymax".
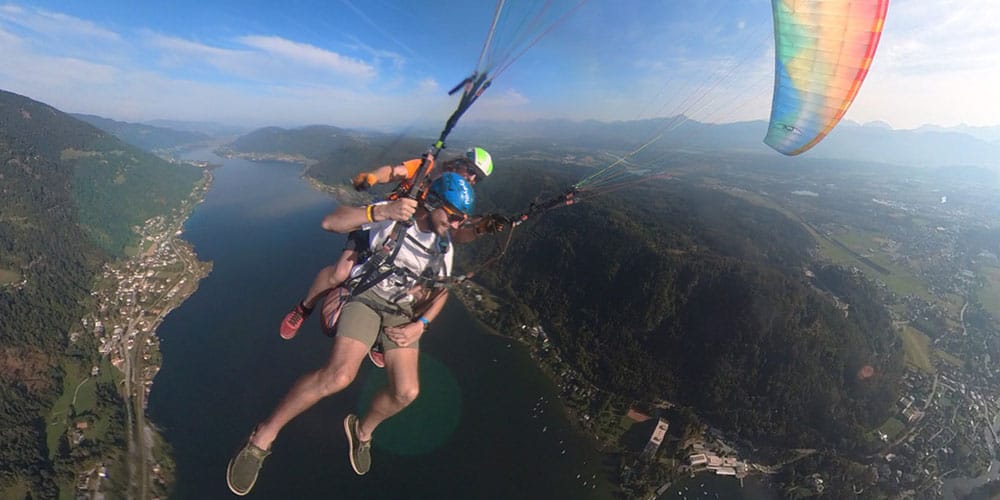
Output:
[{"xmin": 1, "ymin": 0, "xmax": 998, "ymax": 132}]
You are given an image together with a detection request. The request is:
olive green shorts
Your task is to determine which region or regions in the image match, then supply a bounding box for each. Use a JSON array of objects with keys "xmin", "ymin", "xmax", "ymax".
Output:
[{"xmin": 336, "ymin": 288, "xmax": 417, "ymax": 351}]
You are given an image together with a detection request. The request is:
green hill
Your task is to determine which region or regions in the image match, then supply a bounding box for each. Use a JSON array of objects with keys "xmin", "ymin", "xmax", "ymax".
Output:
[
  {"xmin": 0, "ymin": 89, "xmax": 201, "ymax": 496},
  {"xmin": 227, "ymin": 124, "xmax": 360, "ymax": 160},
  {"xmin": 462, "ymin": 157, "xmax": 902, "ymax": 452}
]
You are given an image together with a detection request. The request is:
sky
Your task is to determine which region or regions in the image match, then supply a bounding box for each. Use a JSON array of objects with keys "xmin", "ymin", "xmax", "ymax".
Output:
[{"xmin": 1, "ymin": 0, "xmax": 998, "ymax": 132}]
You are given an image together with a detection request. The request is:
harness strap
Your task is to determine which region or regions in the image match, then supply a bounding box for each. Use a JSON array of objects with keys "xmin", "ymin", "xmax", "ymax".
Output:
[{"xmin": 348, "ymin": 223, "xmax": 451, "ymax": 297}]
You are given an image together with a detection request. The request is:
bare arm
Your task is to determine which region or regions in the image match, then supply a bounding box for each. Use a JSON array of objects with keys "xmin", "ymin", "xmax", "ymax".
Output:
[
  {"xmin": 451, "ymin": 214, "xmax": 509, "ymax": 244},
  {"xmin": 384, "ymin": 289, "xmax": 448, "ymax": 347},
  {"xmin": 321, "ymin": 198, "xmax": 418, "ymax": 233},
  {"xmin": 416, "ymin": 288, "xmax": 448, "ymax": 323},
  {"xmin": 451, "ymin": 224, "xmax": 479, "ymax": 244}
]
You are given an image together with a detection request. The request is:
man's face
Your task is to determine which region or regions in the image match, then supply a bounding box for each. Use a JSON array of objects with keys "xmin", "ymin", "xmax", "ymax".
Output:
[
  {"xmin": 429, "ymin": 205, "xmax": 467, "ymax": 236},
  {"xmin": 448, "ymin": 160, "xmax": 479, "ymax": 185}
]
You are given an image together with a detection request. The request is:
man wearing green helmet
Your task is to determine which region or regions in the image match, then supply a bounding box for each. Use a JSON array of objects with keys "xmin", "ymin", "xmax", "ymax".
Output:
[
  {"xmin": 351, "ymin": 146, "xmax": 492, "ymax": 192},
  {"xmin": 227, "ymin": 173, "xmax": 476, "ymax": 495}
]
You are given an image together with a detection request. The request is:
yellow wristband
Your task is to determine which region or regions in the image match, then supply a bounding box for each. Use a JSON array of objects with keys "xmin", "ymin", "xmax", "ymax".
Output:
[{"xmin": 365, "ymin": 205, "xmax": 375, "ymax": 223}]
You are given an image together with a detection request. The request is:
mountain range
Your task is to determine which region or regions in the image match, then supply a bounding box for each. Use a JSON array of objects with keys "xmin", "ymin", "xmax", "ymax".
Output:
[
  {"xmin": 448, "ymin": 117, "xmax": 1000, "ymax": 171},
  {"xmin": 70, "ymin": 114, "xmax": 211, "ymax": 152},
  {"xmin": 66, "ymin": 106, "xmax": 1000, "ymax": 173}
]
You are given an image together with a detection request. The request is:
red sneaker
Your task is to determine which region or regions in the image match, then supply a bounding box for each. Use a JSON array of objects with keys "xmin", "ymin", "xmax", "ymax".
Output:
[
  {"xmin": 367, "ymin": 342, "xmax": 385, "ymax": 368},
  {"xmin": 280, "ymin": 304, "xmax": 309, "ymax": 340}
]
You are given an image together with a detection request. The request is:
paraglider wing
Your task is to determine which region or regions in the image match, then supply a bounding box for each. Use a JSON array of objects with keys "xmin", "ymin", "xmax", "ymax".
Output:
[{"xmin": 764, "ymin": 0, "xmax": 889, "ymax": 155}]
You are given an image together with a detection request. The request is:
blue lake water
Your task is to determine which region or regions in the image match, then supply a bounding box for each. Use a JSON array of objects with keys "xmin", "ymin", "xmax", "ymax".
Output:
[{"xmin": 146, "ymin": 151, "xmax": 615, "ymax": 499}]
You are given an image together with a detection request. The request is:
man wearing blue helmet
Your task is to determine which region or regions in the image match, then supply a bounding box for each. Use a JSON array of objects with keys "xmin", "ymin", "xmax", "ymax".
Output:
[
  {"xmin": 279, "ymin": 147, "xmax": 496, "ymax": 342},
  {"xmin": 227, "ymin": 173, "xmax": 475, "ymax": 495}
]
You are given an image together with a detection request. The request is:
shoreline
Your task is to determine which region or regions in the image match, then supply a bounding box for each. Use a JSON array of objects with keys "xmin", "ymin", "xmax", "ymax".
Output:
[
  {"xmin": 449, "ymin": 279, "xmax": 624, "ymax": 449},
  {"xmin": 68, "ymin": 167, "xmax": 215, "ymax": 498}
]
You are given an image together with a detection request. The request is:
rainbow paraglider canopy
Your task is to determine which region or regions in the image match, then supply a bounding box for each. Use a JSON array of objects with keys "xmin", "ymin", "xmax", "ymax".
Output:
[{"xmin": 764, "ymin": 0, "xmax": 889, "ymax": 156}]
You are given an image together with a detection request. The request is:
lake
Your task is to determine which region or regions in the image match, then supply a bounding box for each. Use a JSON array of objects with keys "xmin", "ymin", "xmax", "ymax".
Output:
[{"xmin": 146, "ymin": 150, "xmax": 615, "ymax": 499}]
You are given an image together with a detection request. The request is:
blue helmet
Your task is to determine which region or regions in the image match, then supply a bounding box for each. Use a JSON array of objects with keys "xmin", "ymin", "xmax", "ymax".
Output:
[{"xmin": 429, "ymin": 172, "xmax": 475, "ymax": 215}]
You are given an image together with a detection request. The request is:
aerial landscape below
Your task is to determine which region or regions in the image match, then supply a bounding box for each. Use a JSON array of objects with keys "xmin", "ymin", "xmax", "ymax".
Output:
[{"xmin": 2, "ymin": 1, "xmax": 1000, "ymax": 499}]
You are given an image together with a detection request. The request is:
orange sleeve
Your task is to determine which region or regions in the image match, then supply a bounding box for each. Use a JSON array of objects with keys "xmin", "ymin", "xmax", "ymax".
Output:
[{"xmin": 402, "ymin": 158, "xmax": 435, "ymax": 180}]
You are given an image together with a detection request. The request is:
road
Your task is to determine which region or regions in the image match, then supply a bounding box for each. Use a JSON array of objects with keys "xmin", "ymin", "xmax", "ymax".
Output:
[{"xmin": 121, "ymin": 233, "xmax": 204, "ymax": 498}]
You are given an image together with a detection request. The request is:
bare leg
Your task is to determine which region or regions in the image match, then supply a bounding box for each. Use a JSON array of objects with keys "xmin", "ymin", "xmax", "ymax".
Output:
[
  {"xmin": 301, "ymin": 250, "xmax": 358, "ymax": 309},
  {"xmin": 252, "ymin": 336, "xmax": 369, "ymax": 449},
  {"xmin": 357, "ymin": 347, "xmax": 420, "ymax": 441}
]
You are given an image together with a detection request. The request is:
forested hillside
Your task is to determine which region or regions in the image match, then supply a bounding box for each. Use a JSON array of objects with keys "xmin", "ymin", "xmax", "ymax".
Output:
[
  {"xmin": 0, "ymin": 89, "xmax": 201, "ymax": 496},
  {"xmin": 461, "ymin": 158, "xmax": 903, "ymax": 452},
  {"xmin": 227, "ymin": 124, "xmax": 360, "ymax": 161}
]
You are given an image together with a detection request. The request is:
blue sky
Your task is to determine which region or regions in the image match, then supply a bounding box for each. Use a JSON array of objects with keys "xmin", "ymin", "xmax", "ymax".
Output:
[{"xmin": 1, "ymin": 0, "xmax": 998, "ymax": 131}]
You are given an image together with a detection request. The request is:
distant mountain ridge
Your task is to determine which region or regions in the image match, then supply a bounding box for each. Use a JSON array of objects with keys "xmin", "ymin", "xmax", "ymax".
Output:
[
  {"xmin": 448, "ymin": 117, "xmax": 1000, "ymax": 170},
  {"xmin": 144, "ymin": 118, "xmax": 249, "ymax": 137},
  {"xmin": 71, "ymin": 113, "xmax": 210, "ymax": 152},
  {"xmin": 225, "ymin": 115, "xmax": 1000, "ymax": 172},
  {"xmin": 916, "ymin": 123, "xmax": 1000, "ymax": 144}
]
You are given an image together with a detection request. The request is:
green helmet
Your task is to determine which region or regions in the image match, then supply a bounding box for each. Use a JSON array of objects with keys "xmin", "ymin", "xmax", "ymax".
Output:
[{"xmin": 466, "ymin": 147, "xmax": 493, "ymax": 178}]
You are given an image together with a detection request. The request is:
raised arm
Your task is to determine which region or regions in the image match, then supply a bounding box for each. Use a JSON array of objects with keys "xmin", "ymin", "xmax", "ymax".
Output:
[{"xmin": 352, "ymin": 155, "xmax": 434, "ymax": 190}]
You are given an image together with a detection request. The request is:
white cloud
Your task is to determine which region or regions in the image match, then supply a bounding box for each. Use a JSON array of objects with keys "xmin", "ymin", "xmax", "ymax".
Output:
[
  {"xmin": 0, "ymin": 3, "xmax": 427, "ymax": 129},
  {"xmin": 237, "ymin": 35, "xmax": 376, "ymax": 80},
  {"xmin": 0, "ymin": 4, "xmax": 120, "ymax": 41},
  {"xmin": 415, "ymin": 78, "xmax": 439, "ymax": 94},
  {"xmin": 854, "ymin": 0, "xmax": 1000, "ymax": 127},
  {"xmin": 141, "ymin": 32, "xmax": 379, "ymax": 86},
  {"xmin": 343, "ymin": 35, "xmax": 409, "ymax": 71},
  {"xmin": 144, "ymin": 32, "xmax": 260, "ymax": 78},
  {"xmin": 0, "ymin": 23, "xmax": 20, "ymax": 46}
]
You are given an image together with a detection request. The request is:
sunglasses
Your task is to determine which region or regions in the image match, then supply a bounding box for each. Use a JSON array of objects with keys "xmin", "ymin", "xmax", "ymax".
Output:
[
  {"xmin": 441, "ymin": 203, "xmax": 468, "ymax": 223},
  {"xmin": 446, "ymin": 160, "xmax": 479, "ymax": 184}
]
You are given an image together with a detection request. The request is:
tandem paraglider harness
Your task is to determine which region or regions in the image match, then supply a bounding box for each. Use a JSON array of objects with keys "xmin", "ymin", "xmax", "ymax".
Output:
[{"xmin": 347, "ymin": 222, "xmax": 452, "ymax": 301}]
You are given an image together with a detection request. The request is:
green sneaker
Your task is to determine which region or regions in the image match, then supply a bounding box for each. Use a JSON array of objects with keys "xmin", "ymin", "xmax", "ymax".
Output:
[
  {"xmin": 226, "ymin": 432, "xmax": 271, "ymax": 496},
  {"xmin": 344, "ymin": 414, "xmax": 372, "ymax": 475}
]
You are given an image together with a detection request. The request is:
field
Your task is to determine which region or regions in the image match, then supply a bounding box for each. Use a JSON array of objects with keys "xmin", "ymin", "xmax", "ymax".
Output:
[
  {"xmin": 44, "ymin": 358, "xmax": 118, "ymax": 458},
  {"xmin": 877, "ymin": 417, "xmax": 907, "ymax": 441},
  {"xmin": 898, "ymin": 325, "xmax": 935, "ymax": 373},
  {"xmin": 820, "ymin": 228, "xmax": 931, "ymax": 300},
  {"xmin": 728, "ymin": 192, "xmax": 934, "ymax": 302},
  {"xmin": 934, "ymin": 349, "xmax": 965, "ymax": 369},
  {"xmin": 0, "ymin": 479, "xmax": 29, "ymax": 500},
  {"xmin": 977, "ymin": 264, "xmax": 1000, "ymax": 321},
  {"xmin": 0, "ymin": 267, "xmax": 21, "ymax": 285}
]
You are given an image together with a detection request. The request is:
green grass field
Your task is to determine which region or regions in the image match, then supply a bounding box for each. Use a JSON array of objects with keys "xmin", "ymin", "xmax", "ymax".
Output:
[
  {"xmin": 977, "ymin": 264, "xmax": 1000, "ymax": 321},
  {"xmin": 0, "ymin": 480, "xmax": 29, "ymax": 500},
  {"xmin": 934, "ymin": 349, "xmax": 965, "ymax": 369},
  {"xmin": 44, "ymin": 358, "xmax": 119, "ymax": 458},
  {"xmin": 899, "ymin": 325, "xmax": 935, "ymax": 373},
  {"xmin": 877, "ymin": 417, "xmax": 907, "ymax": 441},
  {"xmin": 821, "ymin": 228, "xmax": 932, "ymax": 300},
  {"xmin": 0, "ymin": 267, "xmax": 21, "ymax": 285},
  {"xmin": 45, "ymin": 363, "xmax": 82, "ymax": 458}
]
